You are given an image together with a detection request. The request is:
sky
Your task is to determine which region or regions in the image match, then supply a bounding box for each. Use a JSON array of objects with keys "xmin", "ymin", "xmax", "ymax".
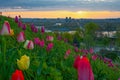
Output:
[{"xmin": 0, "ymin": 0, "xmax": 120, "ymax": 18}]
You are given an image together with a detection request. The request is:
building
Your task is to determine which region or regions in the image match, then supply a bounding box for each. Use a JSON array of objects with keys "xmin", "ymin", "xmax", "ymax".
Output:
[{"xmin": 0, "ymin": 12, "xmax": 2, "ymax": 15}]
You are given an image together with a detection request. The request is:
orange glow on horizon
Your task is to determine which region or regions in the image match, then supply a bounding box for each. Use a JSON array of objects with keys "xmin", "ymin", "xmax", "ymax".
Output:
[{"xmin": 2, "ymin": 11, "xmax": 120, "ymax": 19}]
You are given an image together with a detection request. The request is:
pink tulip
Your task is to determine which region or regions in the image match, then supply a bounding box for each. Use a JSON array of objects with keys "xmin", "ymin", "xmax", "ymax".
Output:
[
  {"xmin": 34, "ymin": 38, "xmax": 40, "ymax": 45},
  {"xmin": 80, "ymin": 49, "xmax": 88, "ymax": 54},
  {"xmin": 103, "ymin": 58, "xmax": 112, "ymax": 64},
  {"xmin": 74, "ymin": 47, "xmax": 79, "ymax": 52},
  {"xmin": 46, "ymin": 36, "xmax": 54, "ymax": 42},
  {"xmin": 118, "ymin": 78, "xmax": 120, "ymax": 80},
  {"xmin": 64, "ymin": 38, "xmax": 68, "ymax": 43},
  {"xmin": 15, "ymin": 16, "xmax": 19, "ymax": 23},
  {"xmin": 108, "ymin": 62, "xmax": 114, "ymax": 67},
  {"xmin": 89, "ymin": 48, "xmax": 94, "ymax": 54},
  {"xmin": 39, "ymin": 39, "xmax": 44, "ymax": 47},
  {"xmin": 64, "ymin": 49, "xmax": 71, "ymax": 59},
  {"xmin": 41, "ymin": 26, "xmax": 45, "ymax": 34},
  {"xmin": 92, "ymin": 55, "xmax": 98, "ymax": 61},
  {"xmin": 46, "ymin": 43, "xmax": 54, "ymax": 52},
  {"xmin": 0, "ymin": 21, "xmax": 11, "ymax": 35},
  {"xmin": 17, "ymin": 31, "xmax": 25, "ymax": 42},
  {"xmin": 74, "ymin": 55, "xmax": 94, "ymax": 80},
  {"xmin": 24, "ymin": 40, "xmax": 34, "ymax": 49}
]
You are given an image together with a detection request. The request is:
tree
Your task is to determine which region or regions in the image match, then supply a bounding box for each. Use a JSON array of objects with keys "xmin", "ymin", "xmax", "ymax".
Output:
[{"xmin": 84, "ymin": 22, "xmax": 99, "ymax": 48}]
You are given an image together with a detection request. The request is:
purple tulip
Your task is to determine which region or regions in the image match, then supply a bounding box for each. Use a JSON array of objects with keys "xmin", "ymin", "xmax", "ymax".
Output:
[
  {"xmin": 34, "ymin": 27, "xmax": 38, "ymax": 33},
  {"xmin": 41, "ymin": 26, "xmax": 45, "ymax": 34},
  {"xmin": 22, "ymin": 24, "xmax": 26, "ymax": 30},
  {"xmin": 15, "ymin": 16, "xmax": 19, "ymax": 23},
  {"xmin": 57, "ymin": 35, "xmax": 62, "ymax": 40},
  {"xmin": 18, "ymin": 21, "xmax": 22, "ymax": 28}
]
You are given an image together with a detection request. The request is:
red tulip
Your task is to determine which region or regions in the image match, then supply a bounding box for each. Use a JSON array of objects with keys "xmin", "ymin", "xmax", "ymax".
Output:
[
  {"xmin": 11, "ymin": 69, "xmax": 24, "ymax": 80},
  {"xmin": 17, "ymin": 31, "xmax": 25, "ymax": 42},
  {"xmin": 15, "ymin": 16, "xmax": 19, "ymax": 23},
  {"xmin": 0, "ymin": 21, "xmax": 11, "ymax": 35},
  {"xmin": 74, "ymin": 55, "xmax": 94, "ymax": 80}
]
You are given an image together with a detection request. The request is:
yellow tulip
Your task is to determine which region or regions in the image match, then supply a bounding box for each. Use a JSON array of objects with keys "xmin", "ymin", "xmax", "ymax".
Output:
[
  {"xmin": 17, "ymin": 55, "xmax": 30, "ymax": 70},
  {"xmin": 10, "ymin": 29, "xmax": 14, "ymax": 36}
]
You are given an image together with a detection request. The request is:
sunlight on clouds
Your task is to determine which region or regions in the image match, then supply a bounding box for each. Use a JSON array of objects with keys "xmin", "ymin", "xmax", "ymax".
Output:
[{"xmin": 2, "ymin": 11, "xmax": 120, "ymax": 19}]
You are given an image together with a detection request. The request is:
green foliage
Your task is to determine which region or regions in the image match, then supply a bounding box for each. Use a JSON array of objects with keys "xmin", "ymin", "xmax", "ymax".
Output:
[{"xmin": 0, "ymin": 16, "xmax": 120, "ymax": 80}]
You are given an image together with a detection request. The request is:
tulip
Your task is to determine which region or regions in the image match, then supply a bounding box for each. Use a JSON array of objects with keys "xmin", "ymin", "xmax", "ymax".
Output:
[
  {"xmin": 34, "ymin": 27, "xmax": 38, "ymax": 33},
  {"xmin": 46, "ymin": 36, "xmax": 54, "ymax": 42},
  {"xmin": 46, "ymin": 43, "xmax": 54, "ymax": 52},
  {"xmin": 11, "ymin": 69, "xmax": 24, "ymax": 80},
  {"xmin": 24, "ymin": 40, "xmax": 34, "ymax": 49},
  {"xmin": 74, "ymin": 47, "xmax": 79, "ymax": 52},
  {"xmin": 74, "ymin": 55, "xmax": 94, "ymax": 80},
  {"xmin": 31, "ymin": 23, "xmax": 35, "ymax": 32},
  {"xmin": 92, "ymin": 55, "xmax": 98, "ymax": 61},
  {"xmin": 57, "ymin": 35, "xmax": 62, "ymax": 40},
  {"xmin": 39, "ymin": 39, "xmax": 44, "ymax": 47},
  {"xmin": 41, "ymin": 26, "xmax": 45, "ymax": 34},
  {"xmin": 108, "ymin": 62, "xmax": 114, "ymax": 67},
  {"xmin": 103, "ymin": 57, "xmax": 112, "ymax": 64},
  {"xmin": 64, "ymin": 38, "xmax": 68, "ymax": 43},
  {"xmin": 18, "ymin": 21, "xmax": 22, "ymax": 28},
  {"xmin": 22, "ymin": 24, "xmax": 26, "ymax": 30},
  {"xmin": 80, "ymin": 49, "xmax": 88, "ymax": 54},
  {"xmin": 89, "ymin": 48, "xmax": 94, "ymax": 54},
  {"xmin": 64, "ymin": 49, "xmax": 71, "ymax": 59},
  {"xmin": 0, "ymin": 21, "xmax": 11, "ymax": 35},
  {"xmin": 118, "ymin": 78, "xmax": 120, "ymax": 80},
  {"xmin": 34, "ymin": 38, "xmax": 40, "ymax": 45},
  {"xmin": 15, "ymin": 16, "xmax": 19, "ymax": 23},
  {"xmin": 17, "ymin": 31, "xmax": 25, "ymax": 42},
  {"xmin": 10, "ymin": 29, "xmax": 14, "ymax": 36},
  {"xmin": 17, "ymin": 55, "xmax": 30, "ymax": 70}
]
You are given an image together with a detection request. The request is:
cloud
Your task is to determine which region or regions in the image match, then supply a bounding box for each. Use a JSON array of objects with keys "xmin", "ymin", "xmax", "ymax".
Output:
[{"xmin": 0, "ymin": 0, "xmax": 120, "ymax": 11}]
